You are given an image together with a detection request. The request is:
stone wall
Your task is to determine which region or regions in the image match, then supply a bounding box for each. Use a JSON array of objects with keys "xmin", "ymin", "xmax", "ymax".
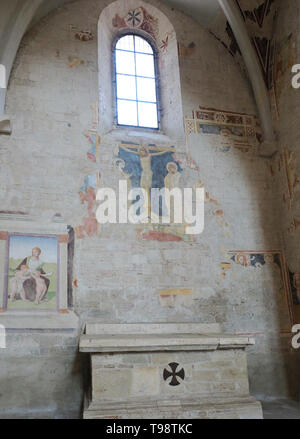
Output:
[
  {"xmin": 271, "ymin": 0, "xmax": 300, "ymax": 323},
  {"xmin": 0, "ymin": 0, "xmax": 298, "ymax": 417}
]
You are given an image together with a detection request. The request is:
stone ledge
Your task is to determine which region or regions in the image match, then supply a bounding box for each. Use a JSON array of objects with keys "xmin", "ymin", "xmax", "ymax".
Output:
[
  {"xmin": 0, "ymin": 310, "xmax": 79, "ymax": 330},
  {"xmin": 85, "ymin": 322, "xmax": 222, "ymax": 335},
  {"xmin": 80, "ymin": 333, "xmax": 255, "ymax": 353},
  {"xmin": 0, "ymin": 214, "xmax": 68, "ymax": 235},
  {"xmin": 86, "ymin": 394, "xmax": 259, "ymax": 410},
  {"xmin": 84, "ymin": 396, "xmax": 263, "ymax": 419}
]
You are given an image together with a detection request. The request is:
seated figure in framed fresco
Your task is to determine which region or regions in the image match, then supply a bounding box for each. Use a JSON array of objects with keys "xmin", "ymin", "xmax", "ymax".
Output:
[
  {"xmin": 6, "ymin": 237, "xmax": 57, "ymax": 309},
  {"xmin": 15, "ymin": 247, "xmax": 52, "ymax": 302}
]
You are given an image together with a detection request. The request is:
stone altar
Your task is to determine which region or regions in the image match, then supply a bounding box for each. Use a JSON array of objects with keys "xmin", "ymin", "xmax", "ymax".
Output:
[{"xmin": 79, "ymin": 323, "xmax": 263, "ymax": 419}]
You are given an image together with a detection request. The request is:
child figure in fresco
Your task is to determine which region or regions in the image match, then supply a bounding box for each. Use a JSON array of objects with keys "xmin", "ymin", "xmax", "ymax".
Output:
[
  {"xmin": 32, "ymin": 269, "xmax": 48, "ymax": 305},
  {"xmin": 10, "ymin": 265, "xmax": 31, "ymax": 302}
]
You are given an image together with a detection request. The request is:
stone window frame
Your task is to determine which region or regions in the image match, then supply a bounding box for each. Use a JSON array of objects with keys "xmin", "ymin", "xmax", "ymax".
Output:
[{"xmin": 98, "ymin": 1, "xmax": 185, "ymax": 144}]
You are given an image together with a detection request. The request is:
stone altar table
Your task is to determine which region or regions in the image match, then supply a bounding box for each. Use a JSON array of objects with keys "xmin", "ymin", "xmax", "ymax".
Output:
[{"xmin": 79, "ymin": 323, "xmax": 263, "ymax": 419}]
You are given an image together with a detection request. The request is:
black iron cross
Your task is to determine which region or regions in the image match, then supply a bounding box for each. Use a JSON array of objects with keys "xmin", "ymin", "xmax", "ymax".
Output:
[{"xmin": 163, "ymin": 362, "xmax": 185, "ymax": 386}]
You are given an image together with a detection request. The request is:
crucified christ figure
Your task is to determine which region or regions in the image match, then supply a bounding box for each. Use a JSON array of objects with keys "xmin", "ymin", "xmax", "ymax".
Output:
[{"xmin": 120, "ymin": 146, "xmax": 168, "ymax": 192}]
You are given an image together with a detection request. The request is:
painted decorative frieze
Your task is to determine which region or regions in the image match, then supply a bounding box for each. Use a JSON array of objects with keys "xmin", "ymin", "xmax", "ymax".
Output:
[
  {"xmin": 185, "ymin": 106, "xmax": 262, "ymax": 153},
  {"xmin": 237, "ymin": 0, "xmax": 277, "ymax": 88},
  {"xmin": 236, "ymin": 2, "xmax": 296, "ymax": 119},
  {"xmin": 210, "ymin": 1, "xmax": 278, "ymax": 93}
]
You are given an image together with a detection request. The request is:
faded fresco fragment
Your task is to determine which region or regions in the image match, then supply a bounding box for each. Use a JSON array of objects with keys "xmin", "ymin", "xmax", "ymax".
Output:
[
  {"xmin": 75, "ymin": 173, "xmax": 101, "ymax": 239},
  {"xmin": 269, "ymin": 148, "xmax": 300, "ymax": 212},
  {"xmin": 288, "ymin": 218, "xmax": 300, "ymax": 234},
  {"xmin": 112, "ymin": 7, "xmax": 158, "ymax": 41},
  {"xmin": 157, "ymin": 288, "xmax": 193, "ymax": 308},
  {"xmin": 178, "ymin": 42, "xmax": 196, "ymax": 58},
  {"xmin": 75, "ymin": 100, "xmax": 101, "ymax": 239},
  {"xmin": 85, "ymin": 131, "xmax": 100, "ymax": 163},
  {"xmin": 288, "ymin": 271, "xmax": 300, "ymax": 306},
  {"xmin": 70, "ymin": 25, "xmax": 94, "ymax": 41},
  {"xmin": 272, "ymin": 33, "xmax": 296, "ymax": 116},
  {"xmin": 223, "ymin": 250, "xmax": 294, "ymax": 329}
]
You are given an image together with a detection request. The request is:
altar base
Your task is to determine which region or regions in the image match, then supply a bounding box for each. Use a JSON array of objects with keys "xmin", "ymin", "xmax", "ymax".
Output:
[{"xmin": 80, "ymin": 323, "xmax": 263, "ymax": 419}]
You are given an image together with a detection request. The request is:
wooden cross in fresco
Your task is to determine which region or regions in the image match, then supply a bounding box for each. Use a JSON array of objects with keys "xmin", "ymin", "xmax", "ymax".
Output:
[{"xmin": 163, "ymin": 362, "xmax": 185, "ymax": 386}]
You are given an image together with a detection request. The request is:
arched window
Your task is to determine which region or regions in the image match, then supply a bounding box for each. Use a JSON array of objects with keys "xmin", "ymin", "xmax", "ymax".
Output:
[{"xmin": 114, "ymin": 34, "xmax": 159, "ymax": 129}]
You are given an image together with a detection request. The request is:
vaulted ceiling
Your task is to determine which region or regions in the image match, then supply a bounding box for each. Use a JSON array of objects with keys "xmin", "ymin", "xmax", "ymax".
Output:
[
  {"xmin": 30, "ymin": 0, "xmax": 221, "ymax": 29},
  {"xmin": 162, "ymin": 0, "xmax": 221, "ymax": 26}
]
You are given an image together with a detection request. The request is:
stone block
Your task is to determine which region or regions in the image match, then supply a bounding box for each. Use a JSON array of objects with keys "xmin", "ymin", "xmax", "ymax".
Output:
[{"xmin": 131, "ymin": 367, "xmax": 160, "ymax": 397}]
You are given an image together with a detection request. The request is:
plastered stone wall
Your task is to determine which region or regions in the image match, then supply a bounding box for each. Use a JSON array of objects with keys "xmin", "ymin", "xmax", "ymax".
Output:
[
  {"xmin": 271, "ymin": 0, "xmax": 300, "ymax": 324},
  {"xmin": 0, "ymin": 0, "xmax": 298, "ymax": 417},
  {"xmin": 0, "ymin": 332, "xmax": 83, "ymax": 418}
]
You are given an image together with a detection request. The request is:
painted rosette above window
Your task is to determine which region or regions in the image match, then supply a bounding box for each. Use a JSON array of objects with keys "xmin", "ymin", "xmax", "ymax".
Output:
[{"xmin": 115, "ymin": 34, "xmax": 159, "ymax": 129}]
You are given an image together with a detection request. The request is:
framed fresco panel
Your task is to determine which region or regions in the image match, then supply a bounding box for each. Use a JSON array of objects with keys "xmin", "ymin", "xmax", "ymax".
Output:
[
  {"xmin": 5, "ymin": 234, "xmax": 59, "ymax": 310},
  {"xmin": 0, "ymin": 215, "xmax": 70, "ymax": 313}
]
